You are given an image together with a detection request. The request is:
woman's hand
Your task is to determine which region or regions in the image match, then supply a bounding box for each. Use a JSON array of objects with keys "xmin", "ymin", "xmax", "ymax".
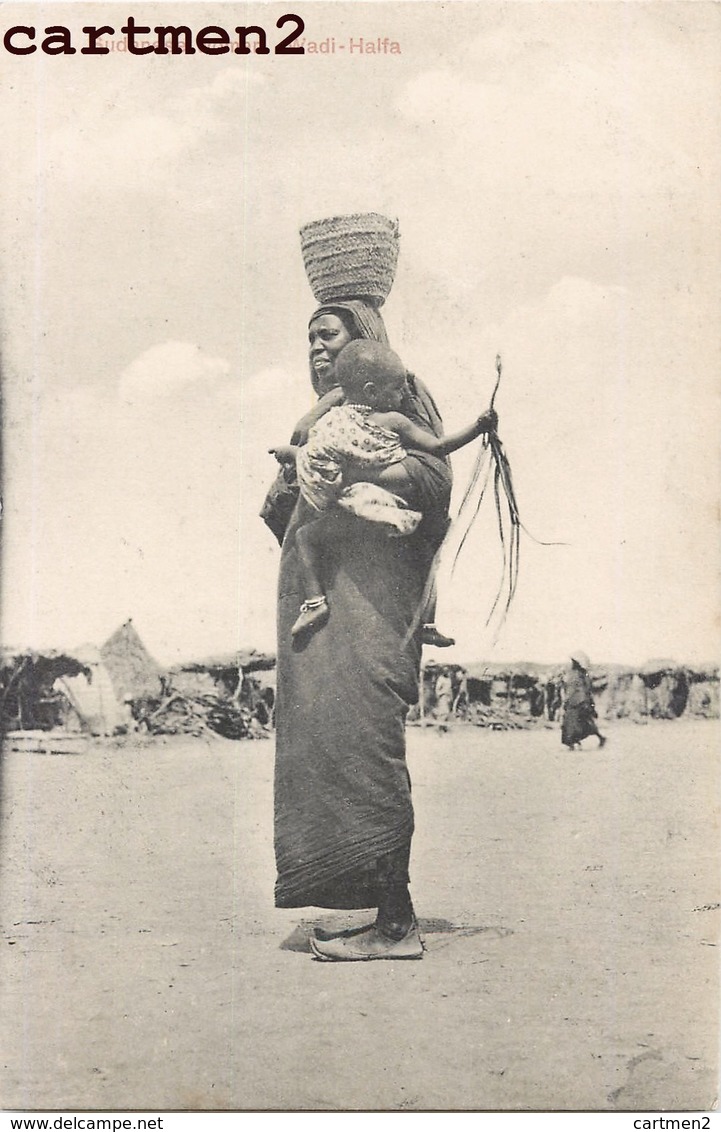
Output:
[
  {"xmin": 477, "ymin": 408, "xmax": 498, "ymax": 434},
  {"xmin": 269, "ymin": 445, "xmax": 298, "ymax": 465}
]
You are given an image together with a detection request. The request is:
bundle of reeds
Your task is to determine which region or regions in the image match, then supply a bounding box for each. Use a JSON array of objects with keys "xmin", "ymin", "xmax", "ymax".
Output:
[{"xmin": 450, "ymin": 355, "xmax": 520, "ymax": 639}]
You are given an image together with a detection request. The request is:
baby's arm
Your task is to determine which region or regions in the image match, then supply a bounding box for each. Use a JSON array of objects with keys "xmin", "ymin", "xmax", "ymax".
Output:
[{"xmin": 378, "ymin": 408, "xmax": 498, "ymax": 456}]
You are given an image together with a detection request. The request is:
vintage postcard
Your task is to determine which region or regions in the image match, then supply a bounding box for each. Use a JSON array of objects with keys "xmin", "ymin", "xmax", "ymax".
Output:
[{"xmin": 1, "ymin": 1, "xmax": 719, "ymax": 1116}]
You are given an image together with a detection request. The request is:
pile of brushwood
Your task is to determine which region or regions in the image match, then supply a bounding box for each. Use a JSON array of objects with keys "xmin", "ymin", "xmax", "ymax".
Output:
[
  {"xmin": 133, "ymin": 688, "xmax": 267, "ymax": 740},
  {"xmin": 464, "ymin": 703, "xmax": 542, "ymax": 731}
]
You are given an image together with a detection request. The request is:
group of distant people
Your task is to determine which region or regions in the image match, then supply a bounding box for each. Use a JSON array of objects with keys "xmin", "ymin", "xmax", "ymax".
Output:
[{"xmin": 426, "ymin": 654, "xmax": 607, "ymax": 751}]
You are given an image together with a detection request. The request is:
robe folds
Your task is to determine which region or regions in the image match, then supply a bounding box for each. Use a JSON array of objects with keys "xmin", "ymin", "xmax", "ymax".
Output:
[{"xmin": 272, "ymin": 442, "xmax": 451, "ymax": 910}]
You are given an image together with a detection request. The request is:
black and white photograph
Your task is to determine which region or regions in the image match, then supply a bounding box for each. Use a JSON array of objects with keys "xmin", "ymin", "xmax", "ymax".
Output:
[{"xmin": 0, "ymin": 0, "xmax": 719, "ymax": 1116}]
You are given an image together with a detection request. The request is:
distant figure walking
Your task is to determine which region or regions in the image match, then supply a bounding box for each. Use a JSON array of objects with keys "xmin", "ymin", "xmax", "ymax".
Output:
[
  {"xmin": 433, "ymin": 670, "xmax": 454, "ymax": 731},
  {"xmin": 561, "ymin": 651, "xmax": 607, "ymax": 750}
]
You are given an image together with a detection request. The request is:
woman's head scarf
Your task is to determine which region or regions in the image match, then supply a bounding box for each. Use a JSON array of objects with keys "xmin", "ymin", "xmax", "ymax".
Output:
[{"xmin": 309, "ymin": 299, "xmax": 390, "ymax": 346}]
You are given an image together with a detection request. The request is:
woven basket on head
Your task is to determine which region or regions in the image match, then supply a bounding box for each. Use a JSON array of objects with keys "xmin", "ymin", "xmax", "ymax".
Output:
[{"xmin": 299, "ymin": 213, "xmax": 400, "ymax": 307}]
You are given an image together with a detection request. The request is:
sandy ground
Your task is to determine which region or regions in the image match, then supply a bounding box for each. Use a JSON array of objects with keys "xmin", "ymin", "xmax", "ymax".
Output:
[{"xmin": 0, "ymin": 719, "xmax": 718, "ymax": 1112}]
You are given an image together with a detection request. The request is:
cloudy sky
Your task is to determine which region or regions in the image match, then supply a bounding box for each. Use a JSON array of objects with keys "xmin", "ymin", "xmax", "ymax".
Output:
[{"xmin": 1, "ymin": 1, "xmax": 719, "ymax": 666}]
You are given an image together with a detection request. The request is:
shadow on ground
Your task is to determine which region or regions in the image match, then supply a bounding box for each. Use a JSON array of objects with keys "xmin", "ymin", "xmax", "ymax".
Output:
[{"xmin": 281, "ymin": 915, "xmax": 513, "ymax": 954}]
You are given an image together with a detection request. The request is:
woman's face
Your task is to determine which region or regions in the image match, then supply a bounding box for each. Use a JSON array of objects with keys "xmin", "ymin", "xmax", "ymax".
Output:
[{"xmin": 308, "ymin": 313, "xmax": 354, "ymax": 393}]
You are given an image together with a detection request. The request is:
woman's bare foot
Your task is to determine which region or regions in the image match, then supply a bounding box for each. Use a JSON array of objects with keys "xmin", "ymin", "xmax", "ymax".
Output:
[{"xmin": 309, "ymin": 921, "xmax": 424, "ymax": 961}]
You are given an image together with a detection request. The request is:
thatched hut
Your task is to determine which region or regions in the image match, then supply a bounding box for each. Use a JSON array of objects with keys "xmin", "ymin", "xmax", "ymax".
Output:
[
  {"xmin": 168, "ymin": 649, "xmax": 277, "ymax": 734},
  {"xmin": 100, "ymin": 620, "xmax": 163, "ymax": 703},
  {"xmin": 0, "ymin": 646, "xmax": 128, "ymax": 736},
  {"xmin": 170, "ymin": 649, "xmax": 275, "ymax": 698},
  {"xmin": 685, "ymin": 665, "xmax": 720, "ymax": 717}
]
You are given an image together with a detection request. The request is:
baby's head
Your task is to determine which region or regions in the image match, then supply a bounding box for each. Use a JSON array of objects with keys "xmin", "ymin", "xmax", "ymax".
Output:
[{"xmin": 335, "ymin": 340, "xmax": 408, "ymax": 412}]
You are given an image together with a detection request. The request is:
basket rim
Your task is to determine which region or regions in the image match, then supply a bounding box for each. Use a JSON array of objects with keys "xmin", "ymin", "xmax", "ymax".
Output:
[{"xmin": 300, "ymin": 211, "xmax": 399, "ymax": 237}]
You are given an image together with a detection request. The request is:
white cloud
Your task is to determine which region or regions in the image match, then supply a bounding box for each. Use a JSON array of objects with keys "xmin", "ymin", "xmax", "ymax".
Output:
[
  {"xmin": 43, "ymin": 65, "xmax": 263, "ymax": 195},
  {"xmin": 195, "ymin": 66, "xmax": 266, "ymax": 105},
  {"xmin": 118, "ymin": 341, "xmax": 231, "ymax": 402},
  {"xmin": 46, "ymin": 107, "xmax": 196, "ymax": 193},
  {"xmin": 393, "ymin": 5, "xmax": 715, "ymax": 275}
]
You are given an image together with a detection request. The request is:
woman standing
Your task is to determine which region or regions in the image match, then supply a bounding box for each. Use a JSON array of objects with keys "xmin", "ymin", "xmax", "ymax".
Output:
[{"xmin": 261, "ymin": 299, "xmax": 453, "ymax": 960}]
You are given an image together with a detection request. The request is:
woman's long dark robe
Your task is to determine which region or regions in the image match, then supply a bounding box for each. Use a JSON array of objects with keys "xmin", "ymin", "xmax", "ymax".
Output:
[
  {"xmin": 561, "ymin": 668, "xmax": 599, "ymax": 746},
  {"xmin": 264, "ymin": 383, "xmax": 452, "ymax": 909}
]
